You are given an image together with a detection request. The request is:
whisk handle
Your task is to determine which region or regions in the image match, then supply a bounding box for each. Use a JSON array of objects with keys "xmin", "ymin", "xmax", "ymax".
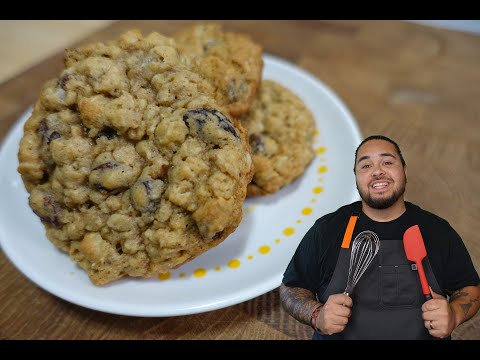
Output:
[{"xmin": 342, "ymin": 291, "xmax": 352, "ymax": 307}]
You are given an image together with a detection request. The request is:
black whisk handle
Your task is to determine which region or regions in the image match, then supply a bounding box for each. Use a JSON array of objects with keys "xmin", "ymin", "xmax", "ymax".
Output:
[{"xmin": 342, "ymin": 291, "xmax": 352, "ymax": 307}]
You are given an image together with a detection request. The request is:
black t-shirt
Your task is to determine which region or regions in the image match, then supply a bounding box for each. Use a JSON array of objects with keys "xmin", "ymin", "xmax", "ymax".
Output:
[{"xmin": 282, "ymin": 201, "xmax": 480, "ymax": 298}]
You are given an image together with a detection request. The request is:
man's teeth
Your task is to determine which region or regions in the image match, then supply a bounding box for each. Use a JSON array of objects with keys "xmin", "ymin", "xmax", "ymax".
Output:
[{"xmin": 372, "ymin": 182, "xmax": 388, "ymax": 188}]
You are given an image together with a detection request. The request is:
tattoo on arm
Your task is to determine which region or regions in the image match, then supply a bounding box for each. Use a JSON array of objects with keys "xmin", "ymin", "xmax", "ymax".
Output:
[
  {"xmin": 279, "ymin": 284, "xmax": 321, "ymax": 326},
  {"xmin": 460, "ymin": 295, "xmax": 480, "ymax": 317},
  {"xmin": 449, "ymin": 291, "xmax": 468, "ymax": 302},
  {"xmin": 449, "ymin": 286, "xmax": 480, "ymax": 324}
]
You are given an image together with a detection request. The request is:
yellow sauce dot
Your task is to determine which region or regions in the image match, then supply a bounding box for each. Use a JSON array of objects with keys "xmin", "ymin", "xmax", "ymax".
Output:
[
  {"xmin": 259, "ymin": 245, "xmax": 271, "ymax": 254},
  {"xmin": 296, "ymin": 219, "xmax": 302, "ymax": 224},
  {"xmin": 302, "ymin": 207, "xmax": 313, "ymax": 215},
  {"xmin": 318, "ymin": 178, "xmax": 324, "ymax": 182},
  {"xmin": 193, "ymin": 268, "xmax": 207, "ymax": 278},
  {"xmin": 215, "ymin": 266, "xmax": 221, "ymax": 271},
  {"xmin": 179, "ymin": 273, "xmax": 186, "ymax": 278},
  {"xmin": 158, "ymin": 272, "xmax": 171, "ymax": 281},
  {"xmin": 248, "ymin": 255, "xmax": 254, "ymax": 260},
  {"xmin": 316, "ymin": 146, "xmax": 326, "ymax": 155},
  {"xmin": 228, "ymin": 259, "xmax": 241, "ymax": 268},
  {"xmin": 314, "ymin": 129, "xmax": 319, "ymax": 136},
  {"xmin": 275, "ymin": 239, "xmax": 281, "ymax": 244},
  {"xmin": 245, "ymin": 205, "xmax": 257, "ymax": 214},
  {"xmin": 313, "ymin": 186, "xmax": 323, "ymax": 194},
  {"xmin": 311, "ymin": 199, "xmax": 317, "ymax": 203},
  {"xmin": 317, "ymin": 165, "xmax": 328, "ymax": 173},
  {"xmin": 283, "ymin": 227, "xmax": 295, "ymax": 236}
]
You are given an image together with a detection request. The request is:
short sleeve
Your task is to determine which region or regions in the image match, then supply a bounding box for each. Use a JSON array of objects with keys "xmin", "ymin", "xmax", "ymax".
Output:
[
  {"xmin": 443, "ymin": 224, "xmax": 480, "ymax": 295},
  {"xmin": 282, "ymin": 220, "xmax": 323, "ymax": 293}
]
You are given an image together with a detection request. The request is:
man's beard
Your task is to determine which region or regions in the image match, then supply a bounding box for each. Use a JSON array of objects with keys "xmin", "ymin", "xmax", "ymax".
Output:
[{"xmin": 357, "ymin": 176, "xmax": 406, "ymax": 210}]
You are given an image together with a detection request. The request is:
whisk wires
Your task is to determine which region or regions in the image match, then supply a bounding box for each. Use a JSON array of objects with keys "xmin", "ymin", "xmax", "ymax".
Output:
[{"xmin": 344, "ymin": 230, "xmax": 380, "ymax": 296}]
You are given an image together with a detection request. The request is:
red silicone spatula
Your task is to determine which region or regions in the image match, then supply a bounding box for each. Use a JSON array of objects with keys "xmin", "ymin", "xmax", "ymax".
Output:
[{"xmin": 403, "ymin": 225, "xmax": 432, "ymax": 301}]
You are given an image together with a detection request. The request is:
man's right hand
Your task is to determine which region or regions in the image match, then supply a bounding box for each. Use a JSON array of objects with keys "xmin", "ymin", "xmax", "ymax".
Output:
[{"xmin": 315, "ymin": 293, "xmax": 352, "ymax": 335}]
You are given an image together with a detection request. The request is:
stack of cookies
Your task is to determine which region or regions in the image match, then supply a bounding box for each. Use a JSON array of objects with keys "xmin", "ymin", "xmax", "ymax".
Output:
[{"xmin": 17, "ymin": 24, "xmax": 316, "ymax": 285}]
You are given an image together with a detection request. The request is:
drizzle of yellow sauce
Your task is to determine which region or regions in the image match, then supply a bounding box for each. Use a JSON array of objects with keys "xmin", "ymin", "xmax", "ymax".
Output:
[
  {"xmin": 215, "ymin": 267, "xmax": 221, "ymax": 271},
  {"xmin": 275, "ymin": 239, "xmax": 281, "ymax": 244},
  {"xmin": 315, "ymin": 146, "xmax": 326, "ymax": 155},
  {"xmin": 179, "ymin": 273, "xmax": 186, "ymax": 278},
  {"xmin": 158, "ymin": 272, "xmax": 171, "ymax": 281},
  {"xmin": 245, "ymin": 205, "xmax": 257, "ymax": 214},
  {"xmin": 258, "ymin": 245, "xmax": 271, "ymax": 254},
  {"xmin": 193, "ymin": 268, "xmax": 207, "ymax": 278},
  {"xmin": 228, "ymin": 259, "xmax": 241, "ymax": 269},
  {"xmin": 302, "ymin": 207, "xmax": 313, "ymax": 215},
  {"xmin": 248, "ymin": 255, "xmax": 254, "ymax": 260},
  {"xmin": 283, "ymin": 227, "xmax": 295, "ymax": 236},
  {"xmin": 317, "ymin": 165, "xmax": 328, "ymax": 173},
  {"xmin": 313, "ymin": 186, "xmax": 323, "ymax": 194}
]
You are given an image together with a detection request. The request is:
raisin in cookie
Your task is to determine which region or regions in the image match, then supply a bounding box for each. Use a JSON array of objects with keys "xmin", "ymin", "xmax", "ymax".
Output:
[
  {"xmin": 18, "ymin": 30, "xmax": 253, "ymax": 285},
  {"xmin": 174, "ymin": 23, "xmax": 263, "ymax": 117},
  {"xmin": 239, "ymin": 80, "xmax": 315, "ymax": 196}
]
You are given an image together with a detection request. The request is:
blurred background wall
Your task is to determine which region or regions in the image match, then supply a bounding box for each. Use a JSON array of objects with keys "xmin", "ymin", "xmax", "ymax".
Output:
[
  {"xmin": 0, "ymin": 20, "xmax": 478, "ymax": 84},
  {"xmin": 407, "ymin": 20, "xmax": 480, "ymax": 35},
  {"xmin": 0, "ymin": 20, "xmax": 115, "ymax": 83}
]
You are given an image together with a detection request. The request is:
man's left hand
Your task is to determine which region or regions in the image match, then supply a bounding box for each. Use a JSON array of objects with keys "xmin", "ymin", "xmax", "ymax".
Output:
[{"xmin": 421, "ymin": 290, "xmax": 456, "ymax": 339}]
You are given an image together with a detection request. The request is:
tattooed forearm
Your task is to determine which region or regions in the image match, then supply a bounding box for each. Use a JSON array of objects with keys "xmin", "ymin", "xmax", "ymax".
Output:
[
  {"xmin": 449, "ymin": 291, "xmax": 468, "ymax": 303},
  {"xmin": 449, "ymin": 286, "xmax": 480, "ymax": 327},
  {"xmin": 279, "ymin": 283, "xmax": 321, "ymax": 326},
  {"xmin": 460, "ymin": 295, "xmax": 480, "ymax": 317}
]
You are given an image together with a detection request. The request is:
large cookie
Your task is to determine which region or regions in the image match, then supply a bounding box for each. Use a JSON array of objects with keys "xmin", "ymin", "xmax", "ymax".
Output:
[
  {"xmin": 240, "ymin": 80, "xmax": 315, "ymax": 196},
  {"xmin": 18, "ymin": 30, "xmax": 253, "ymax": 285},
  {"xmin": 174, "ymin": 23, "xmax": 263, "ymax": 117}
]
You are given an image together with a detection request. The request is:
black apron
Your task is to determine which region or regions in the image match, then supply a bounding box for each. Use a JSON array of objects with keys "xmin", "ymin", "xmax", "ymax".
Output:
[{"xmin": 313, "ymin": 214, "xmax": 447, "ymax": 340}]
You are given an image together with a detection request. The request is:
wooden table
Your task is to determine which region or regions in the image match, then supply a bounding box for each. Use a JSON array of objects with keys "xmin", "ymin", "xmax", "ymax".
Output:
[{"xmin": 0, "ymin": 20, "xmax": 479, "ymax": 340}]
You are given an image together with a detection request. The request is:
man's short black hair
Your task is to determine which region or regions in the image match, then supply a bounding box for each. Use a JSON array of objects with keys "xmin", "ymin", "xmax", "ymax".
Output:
[{"xmin": 354, "ymin": 135, "xmax": 406, "ymax": 173}]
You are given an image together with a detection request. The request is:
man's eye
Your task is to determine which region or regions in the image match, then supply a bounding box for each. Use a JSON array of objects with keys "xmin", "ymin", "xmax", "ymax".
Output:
[
  {"xmin": 362, "ymin": 164, "xmax": 370, "ymax": 169},
  {"xmin": 384, "ymin": 161, "xmax": 392, "ymax": 165}
]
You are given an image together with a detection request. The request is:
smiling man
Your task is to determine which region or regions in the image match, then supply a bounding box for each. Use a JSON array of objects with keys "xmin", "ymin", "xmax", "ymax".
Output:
[{"xmin": 280, "ymin": 135, "xmax": 480, "ymax": 340}]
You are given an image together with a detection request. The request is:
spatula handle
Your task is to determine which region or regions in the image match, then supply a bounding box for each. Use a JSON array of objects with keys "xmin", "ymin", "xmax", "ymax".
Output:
[{"xmin": 416, "ymin": 261, "xmax": 432, "ymax": 301}]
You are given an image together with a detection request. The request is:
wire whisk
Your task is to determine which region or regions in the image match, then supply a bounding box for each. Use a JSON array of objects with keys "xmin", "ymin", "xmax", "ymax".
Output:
[{"xmin": 344, "ymin": 230, "xmax": 380, "ymax": 296}]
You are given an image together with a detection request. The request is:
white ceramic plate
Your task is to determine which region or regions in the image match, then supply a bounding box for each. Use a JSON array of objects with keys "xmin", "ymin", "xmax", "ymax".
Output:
[{"xmin": 0, "ymin": 54, "xmax": 362, "ymax": 317}]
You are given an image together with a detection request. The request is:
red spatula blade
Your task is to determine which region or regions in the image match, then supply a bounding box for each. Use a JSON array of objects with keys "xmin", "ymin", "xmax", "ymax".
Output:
[
  {"xmin": 403, "ymin": 225, "xmax": 427, "ymax": 262},
  {"xmin": 403, "ymin": 225, "xmax": 432, "ymax": 301}
]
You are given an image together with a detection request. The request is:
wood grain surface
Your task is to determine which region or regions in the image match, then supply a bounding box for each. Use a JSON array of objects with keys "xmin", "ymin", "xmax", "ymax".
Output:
[{"xmin": 0, "ymin": 20, "xmax": 479, "ymax": 340}]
